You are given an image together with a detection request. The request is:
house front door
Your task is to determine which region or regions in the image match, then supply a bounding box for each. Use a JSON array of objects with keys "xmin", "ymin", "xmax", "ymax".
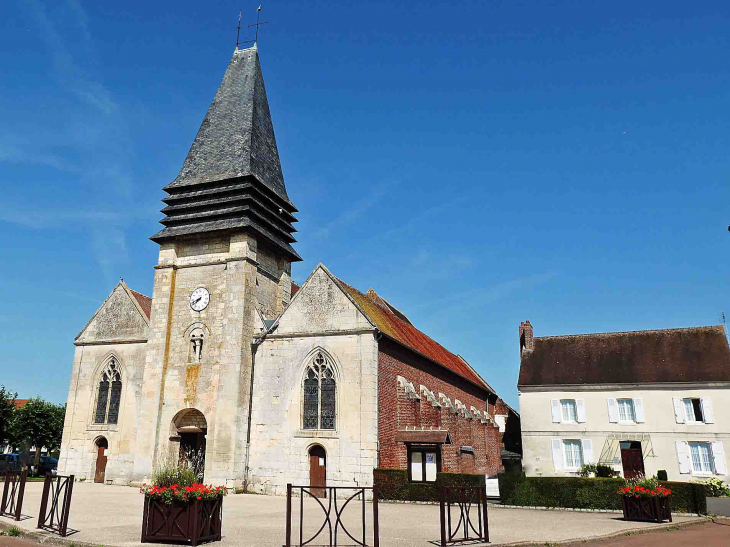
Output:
[
  {"xmin": 309, "ymin": 445, "xmax": 326, "ymax": 498},
  {"xmin": 620, "ymin": 441, "xmax": 645, "ymax": 479}
]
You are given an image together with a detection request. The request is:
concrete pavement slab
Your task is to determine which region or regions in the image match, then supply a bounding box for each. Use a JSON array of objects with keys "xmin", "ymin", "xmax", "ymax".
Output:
[{"xmin": 0, "ymin": 483, "xmax": 707, "ymax": 546}]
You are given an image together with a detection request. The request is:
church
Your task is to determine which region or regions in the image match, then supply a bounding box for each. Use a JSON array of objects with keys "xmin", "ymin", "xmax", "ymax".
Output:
[{"xmin": 58, "ymin": 44, "xmax": 514, "ymax": 494}]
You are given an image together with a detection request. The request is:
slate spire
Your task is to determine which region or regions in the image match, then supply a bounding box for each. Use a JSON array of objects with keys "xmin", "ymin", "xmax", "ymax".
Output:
[{"xmin": 152, "ymin": 45, "xmax": 301, "ymax": 261}]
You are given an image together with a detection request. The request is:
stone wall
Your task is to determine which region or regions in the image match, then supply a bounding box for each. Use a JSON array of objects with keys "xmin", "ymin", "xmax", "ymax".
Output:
[
  {"xmin": 59, "ymin": 342, "xmax": 147, "ymax": 483},
  {"xmin": 59, "ymin": 283, "xmax": 149, "ymax": 484},
  {"xmin": 246, "ymin": 265, "xmax": 379, "ymax": 495},
  {"xmin": 134, "ymin": 232, "xmax": 265, "ymax": 486}
]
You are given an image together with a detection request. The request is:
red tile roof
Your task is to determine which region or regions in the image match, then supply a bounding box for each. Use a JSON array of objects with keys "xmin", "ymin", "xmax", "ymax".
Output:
[
  {"xmin": 14, "ymin": 399, "xmax": 29, "ymax": 410},
  {"xmin": 129, "ymin": 288, "xmax": 152, "ymax": 320},
  {"xmin": 335, "ymin": 278, "xmax": 492, "ymax": 393},
  {"xmin": 291, "ymin": 282, "xmax": 300, "ymax": 297}
]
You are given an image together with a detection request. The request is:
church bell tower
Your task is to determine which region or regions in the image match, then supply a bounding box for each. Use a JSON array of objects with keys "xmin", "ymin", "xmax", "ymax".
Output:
[{"xmin": 134, "ymin": 44, "xmax": 300, "ymax": 486}]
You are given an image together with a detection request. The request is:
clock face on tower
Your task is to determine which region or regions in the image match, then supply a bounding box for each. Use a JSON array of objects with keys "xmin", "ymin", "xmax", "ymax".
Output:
[{"xmin": 190, "ymin": 287, "xmax": 210, "ymax": 312}]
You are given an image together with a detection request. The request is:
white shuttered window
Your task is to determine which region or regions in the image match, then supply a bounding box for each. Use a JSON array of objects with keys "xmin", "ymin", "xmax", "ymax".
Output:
[
  {"xmin": 617, "ymin": 399, "xmax": 635, "ymax": 422},
  {"xmin": 563, "ymin": 440, "xmax": 584, "ymax": 469}
]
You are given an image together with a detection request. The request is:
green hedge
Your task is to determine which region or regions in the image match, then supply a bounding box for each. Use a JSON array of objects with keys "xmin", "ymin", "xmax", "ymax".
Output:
[
  {"xmin": 374, "ymin": 468, "xmax": 484, "ymax": 502},
  {"xmin": 497, "ymin": 474, "xmax": 707, "ymax": 514}
]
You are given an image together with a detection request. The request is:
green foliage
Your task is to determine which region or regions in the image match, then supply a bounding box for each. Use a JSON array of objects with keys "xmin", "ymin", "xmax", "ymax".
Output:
[
  {"xmin": 151, "ymin": 460, "xmax": 197, "ymax": 488},
  {"xmin": 497, "ymin": 475, "xmax": 707, "ymax": 514},
  {"xmin": 577, "ymin": 463, "xmax": 596, "ymax": 477},
  {"xmin": 373, "ymin": 468, "xmax": 485, "ymax": 502},
  {"xmin": 13, "ymin": 398, "xmax": 66, "ymax": 467},
  {"xmin": 141, "ymin": 483, "xmax": 227, "ymax": 505},
  {"xmin": 657, "ymin": 470, "xmax": 668, "ymax": 481},
  {"xmin": 596, "ymin": 465, "xmax": 619, "ymax": 478},
  {"xmin": 577, "ymin": 463, "xmax": 620, "ymax": 478},
  {"xmin": 625, "ymin": 475, "xmax": 659, "ymax": 490},
  {"xmin": 7, "ymin": 527, "xmax": 21, "ymax": 537},
  {"xmin": 695, "ymin": 477, "xmax": 730, "ymax": 497},
  {"xmin": 0, "ymin": 385, "xmax": 17, "ymax": 446}
]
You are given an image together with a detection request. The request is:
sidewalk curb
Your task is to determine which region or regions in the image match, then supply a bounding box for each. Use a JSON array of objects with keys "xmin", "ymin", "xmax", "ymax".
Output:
[
  {"xmin": 491, "ymin": 503, "xmax": 698, "ymax": 517},
  {"xmin": 487, "ymin": 516, "xmax": 711, "ymax": 546},
  {"xmin": 0, "ymin": 521, "xmax": 99, "ymax": 547}
]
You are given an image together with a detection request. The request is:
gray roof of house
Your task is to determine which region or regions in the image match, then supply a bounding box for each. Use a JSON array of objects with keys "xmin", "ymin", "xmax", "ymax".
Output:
[{"xmin": 152, "ymin": 45, "xmax": 301, "ymax": 261}]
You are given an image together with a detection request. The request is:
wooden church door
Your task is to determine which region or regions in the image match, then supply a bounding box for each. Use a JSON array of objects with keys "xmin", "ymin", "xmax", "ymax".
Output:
[
  {"xmin": 95, "ymin": 438, "xmax": 108, "ymax": 483},
  {"xmin": 309, "ymin": 445, "xmax": 326, "ymax": 498}
]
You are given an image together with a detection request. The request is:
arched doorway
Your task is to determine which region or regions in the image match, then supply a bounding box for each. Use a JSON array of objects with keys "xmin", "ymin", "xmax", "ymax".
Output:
[
  {"xmin": 94, "ymin": 437, "xmax": 108, "ymax": 483},
  {"xmin": 309, "ymin": 445, "xmax": 326, "ymax": 498},
  {"xmin": 170, "ymin": 409, "xmax": 207, "ymax": 481}
]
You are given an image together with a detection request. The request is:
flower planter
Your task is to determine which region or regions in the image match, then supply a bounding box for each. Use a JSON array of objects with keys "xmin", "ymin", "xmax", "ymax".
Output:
[
  {"xmin": 141, "ymin": 496, "xmax": 222, "ymax": 545},
  {"xmin": 621, "ymin": 496, "xmax": 672, "ymax": 523}
]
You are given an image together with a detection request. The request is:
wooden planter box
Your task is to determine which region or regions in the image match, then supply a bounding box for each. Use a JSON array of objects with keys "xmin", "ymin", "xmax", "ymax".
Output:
[
  {"xmin": 141, "ymin": 496, "xmax": 222, "ymax": 545},
  {"xmin": 621, "ymin": 496, "xmax": 672, "ymax": 523}
]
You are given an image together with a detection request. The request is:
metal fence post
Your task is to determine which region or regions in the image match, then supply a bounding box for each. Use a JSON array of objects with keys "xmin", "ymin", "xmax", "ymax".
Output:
[
  {"xmin": 14, "ymin": 469, "xmax": 27, "ymax": 522},
  {"xmin": 1, "ymin": 469, "xmax": 9, "ymax": 516},
  {"xmin": 373, "ymin": 486, "xmax": 379, "ymax": 547},
  {"xmin": 285, "ymin": 483, "xmax": 292, "ymax": 547},
  {"xmin": 37, "ymin": 474, "xmax": 52, "ymax": 530},
  {"xmin": 59, "ymin": 474, "xmax": 74, "ymax": 537},
  {"xmin": 481, "ymin": 487, "xmax": 489, "ymax": 543},
  {"xmin": 439, "ymin": 486, "xmax": 447, "ymax": 547}
]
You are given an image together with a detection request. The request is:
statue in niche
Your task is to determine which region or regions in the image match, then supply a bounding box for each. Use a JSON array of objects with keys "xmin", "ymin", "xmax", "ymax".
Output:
[{"xmin": 190, "ymin": 330, "xmax": 204, "ymax": 362}]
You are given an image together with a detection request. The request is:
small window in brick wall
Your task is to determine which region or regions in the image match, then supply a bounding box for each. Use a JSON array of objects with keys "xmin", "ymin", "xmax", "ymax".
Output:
[
  {"xmin": 302, "ymin": 352, "xmax": 336, "ymax": 430},
  {"xmin": 408, "ymin": 445, "xmax": 440, "ymax": 482}
]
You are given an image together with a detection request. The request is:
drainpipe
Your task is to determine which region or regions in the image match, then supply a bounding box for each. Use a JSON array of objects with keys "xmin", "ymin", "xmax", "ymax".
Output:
[{"xmin": 244, "ymin": 339, "xmax": 260, "ymax": 492}]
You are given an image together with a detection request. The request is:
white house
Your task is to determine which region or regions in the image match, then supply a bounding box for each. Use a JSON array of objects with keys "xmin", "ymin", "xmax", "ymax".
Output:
[{"xmin": 517, "ymin": 321, "xmax": 730, "ymax": 482}]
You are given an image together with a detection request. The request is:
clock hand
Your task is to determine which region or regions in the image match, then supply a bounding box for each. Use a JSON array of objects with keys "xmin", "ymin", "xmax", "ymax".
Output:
[{"xmin": 192, "ymin": 296, "xmax": 202, "ymax": 305}]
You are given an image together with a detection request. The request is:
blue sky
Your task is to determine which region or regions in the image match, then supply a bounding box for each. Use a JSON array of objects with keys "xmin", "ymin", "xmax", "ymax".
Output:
[{"xmin": 1, "ymin": 0, "xmax": 729, "ymax": 409}]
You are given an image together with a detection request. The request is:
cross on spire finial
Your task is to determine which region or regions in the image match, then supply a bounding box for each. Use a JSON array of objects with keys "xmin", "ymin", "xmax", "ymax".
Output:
[
  {"xmin": 235, "ymin": 12, "xmax": 242, "ymax": 49},
  {"xmin": 247, "ymin": 5, "xmax": 268, "ymax": 44}
]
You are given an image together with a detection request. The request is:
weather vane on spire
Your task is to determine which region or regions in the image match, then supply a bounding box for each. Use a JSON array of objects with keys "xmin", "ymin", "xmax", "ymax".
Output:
[{"xmin": 248, "ymin": 5, "xmax": 268, "ymax": 43}]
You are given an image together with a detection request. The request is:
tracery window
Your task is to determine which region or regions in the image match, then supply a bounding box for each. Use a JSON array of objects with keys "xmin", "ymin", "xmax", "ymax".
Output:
[
  {"xmin": 94, "ymin": 358, "xmax": 122, "ymax": 424},
  {"xmin": 302, "ymin": 352, "xmax": 336, "ymax": 430}
]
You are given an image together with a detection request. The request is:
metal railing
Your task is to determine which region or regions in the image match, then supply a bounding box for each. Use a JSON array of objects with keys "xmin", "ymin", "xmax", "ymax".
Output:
[
  {"xmin": 37, "ymin": 474, "xmax": 74, "ymax": 537},
  {"xmin": 0, "ymin": 469, "xmax": 27, "ymax": 521},
  {"xmin": 439, "ymin": 485, "xmax": 489, "ymax": 545},
  {"xmin": 285, "ymin": 484, "xmax": 380, "ymax": 547}
]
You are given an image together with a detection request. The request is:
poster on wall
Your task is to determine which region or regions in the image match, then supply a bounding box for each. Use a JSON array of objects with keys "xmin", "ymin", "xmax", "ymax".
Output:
[
  {"xmin": 411, "ymin": 452, "xmax": 423, "ymax": 481},
  {"xmin": 425, "ymin": 452, "xmax": 437, "ymax": 482}
]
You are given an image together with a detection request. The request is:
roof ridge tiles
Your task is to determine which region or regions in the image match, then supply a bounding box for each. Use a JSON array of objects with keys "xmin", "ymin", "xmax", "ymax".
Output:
[{"xmin": 535, "ymin": 325, "xmax": 723, "ymax": 340}]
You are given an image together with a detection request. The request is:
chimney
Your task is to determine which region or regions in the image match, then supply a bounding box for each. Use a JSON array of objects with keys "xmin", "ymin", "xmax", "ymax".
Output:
[{"xmin": 519, "ymin": 321, "xmax": 534, "ymax": 353}]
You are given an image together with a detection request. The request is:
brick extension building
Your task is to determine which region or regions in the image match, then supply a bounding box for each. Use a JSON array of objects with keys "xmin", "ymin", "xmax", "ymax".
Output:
[{"xmin": 58, "ymin": 44, "xmax": 515, "ymax": 493}]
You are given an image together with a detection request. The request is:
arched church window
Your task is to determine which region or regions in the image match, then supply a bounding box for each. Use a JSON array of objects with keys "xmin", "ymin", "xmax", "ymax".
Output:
[
  {"xmin": 94, "ymin": 359, "xmax": 122, "ymax": 424},
  {"xmin": 302, "ymin": 352, "xmax": 336, "ymax": 430}
]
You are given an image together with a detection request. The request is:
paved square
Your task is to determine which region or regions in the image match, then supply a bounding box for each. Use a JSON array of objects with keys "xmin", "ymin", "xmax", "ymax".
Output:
[{"xmin": 2, "ymin": 483, "xmax": 704, "ymax": 546}]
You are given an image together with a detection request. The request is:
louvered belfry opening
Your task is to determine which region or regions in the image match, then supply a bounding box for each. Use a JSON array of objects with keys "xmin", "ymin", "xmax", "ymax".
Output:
[{"xmin": 150, "ymin": 45, "xmax": 300, "ymax": 262}]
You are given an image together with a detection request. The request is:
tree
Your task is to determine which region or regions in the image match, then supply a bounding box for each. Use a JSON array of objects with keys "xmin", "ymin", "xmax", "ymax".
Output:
[
  {"xmin": 0, "ymin": 385, "xmax": 17, "ymax": 447},
  {"xmin": 13, "ymin": 398, "xmax": 66, "ymax": 470}
]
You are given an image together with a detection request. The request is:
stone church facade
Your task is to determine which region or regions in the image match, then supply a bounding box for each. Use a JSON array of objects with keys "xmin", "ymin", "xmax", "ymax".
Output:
[{"xmin": 59, "ymin": 45, "xmax": 512, "ymax": 492}]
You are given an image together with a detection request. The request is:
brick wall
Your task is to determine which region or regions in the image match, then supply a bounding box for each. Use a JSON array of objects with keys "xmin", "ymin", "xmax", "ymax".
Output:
[{"xmin": 377, "ymin": 338, "xmax": 502, "ymax": 477}]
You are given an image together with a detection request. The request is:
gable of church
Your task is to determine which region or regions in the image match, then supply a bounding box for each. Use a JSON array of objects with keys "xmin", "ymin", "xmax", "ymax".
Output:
[
  {"xmin": 274, "ymin": 265, "xmax": 375, "ymax": 335},
  {"xmin": 75, "ymin": 283, "xmax": 150, "ymax": 344}
]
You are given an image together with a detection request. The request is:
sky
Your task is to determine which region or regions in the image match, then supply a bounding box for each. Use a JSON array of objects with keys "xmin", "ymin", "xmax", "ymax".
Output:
[{"xmin": 1, "ymin": 0, "xmax": 729, "ymax": 409}]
